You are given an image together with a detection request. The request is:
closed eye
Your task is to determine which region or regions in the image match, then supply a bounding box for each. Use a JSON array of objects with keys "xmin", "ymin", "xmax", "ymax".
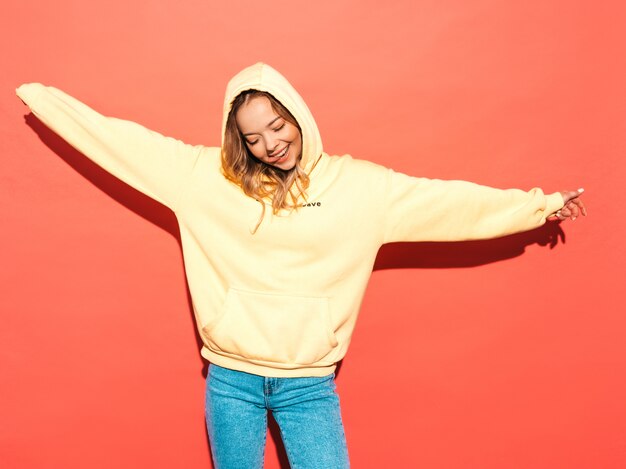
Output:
[{"xmin": 242, "ymin": 120, "xmax": 285, "ymax": 145}]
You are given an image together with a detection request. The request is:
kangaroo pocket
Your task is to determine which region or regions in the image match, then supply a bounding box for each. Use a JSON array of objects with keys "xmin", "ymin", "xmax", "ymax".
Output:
[{"xmin": 202, "ymin": 288, "xmax": 339, "ymax": 366}]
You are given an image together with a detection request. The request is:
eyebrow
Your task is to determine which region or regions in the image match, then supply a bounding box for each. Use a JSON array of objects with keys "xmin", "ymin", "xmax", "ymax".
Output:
[{"xmin": 242, "ymin": 116, "xmax": 283, "ymax": 136}]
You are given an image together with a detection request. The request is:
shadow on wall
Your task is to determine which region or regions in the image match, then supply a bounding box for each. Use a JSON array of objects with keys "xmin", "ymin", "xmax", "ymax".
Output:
[
  {"xmin": 23, "ymin": 114, "xmax": 182, "ymax": 238},
  {"xmin": 25, "ymin": 113, "xmax": 566, "ymax": 469},
  {"xmin": 374, "ymin": 221, "xmax": 565, "ymax": 271}
]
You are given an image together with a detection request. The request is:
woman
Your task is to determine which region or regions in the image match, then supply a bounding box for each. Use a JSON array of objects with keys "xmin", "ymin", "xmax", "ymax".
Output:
[{"xmin": 16, "ymin": 62, "xmax": 585, "ymax": 469}]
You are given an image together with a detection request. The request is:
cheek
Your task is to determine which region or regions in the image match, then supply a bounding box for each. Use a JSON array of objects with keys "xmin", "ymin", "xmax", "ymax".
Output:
[
  {"xmin": 284, "ymin": 124, "xmax": 301, "ymax": 143},
  {"xmin": 245, "ymin": 144, "xmax": 263, "ymax": 160},
  {"xmin": 290, "ymin": 129, "xmax": 302, "ymax": 148},
  {"xmin": 297, "ymin": 135, "xmax": 303, "ymax": 153}
]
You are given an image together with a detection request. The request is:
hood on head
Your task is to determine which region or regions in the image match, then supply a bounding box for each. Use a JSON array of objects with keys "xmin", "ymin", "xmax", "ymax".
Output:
[{"xmin": 221, "ymin": 62, "xmax": 323, "ymax": 171}]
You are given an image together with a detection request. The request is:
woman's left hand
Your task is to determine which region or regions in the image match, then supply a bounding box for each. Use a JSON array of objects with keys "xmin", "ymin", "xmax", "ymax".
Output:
[{"xmin": 548, "ymin": 188, "xmax": 587, "ymax": 221}]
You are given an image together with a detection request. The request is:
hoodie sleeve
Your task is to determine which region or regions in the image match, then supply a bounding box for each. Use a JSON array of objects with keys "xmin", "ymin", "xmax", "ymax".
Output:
[
  {"xmin": 17, "ymin": 83, "xmax": 203, "ymax": 212},
  {"xmin": 382, "ymin": 168, "xmax": 565, "ymax": 244}
]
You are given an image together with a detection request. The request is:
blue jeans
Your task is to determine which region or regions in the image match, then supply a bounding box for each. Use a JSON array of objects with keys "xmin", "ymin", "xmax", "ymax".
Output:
[{"xmin": 205, "ymin": 363, "xmax": 350, "ymax": 469}]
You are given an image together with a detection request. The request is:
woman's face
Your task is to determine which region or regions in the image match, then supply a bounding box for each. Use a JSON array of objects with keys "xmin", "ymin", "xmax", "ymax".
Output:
[{"xmin": 235, "ymin": 96, "xmax": 302, "ymax": 171}]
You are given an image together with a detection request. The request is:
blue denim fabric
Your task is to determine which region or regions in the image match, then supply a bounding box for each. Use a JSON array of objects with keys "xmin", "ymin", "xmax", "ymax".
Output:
[{"xmin": 205, "ymin": 363, "xmax": 350, "ymax": 469}]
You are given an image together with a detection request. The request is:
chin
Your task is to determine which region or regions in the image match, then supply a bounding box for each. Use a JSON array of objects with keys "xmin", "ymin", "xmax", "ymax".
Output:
[
  {"xmin": 273, "ymin": 157, "xmax": 298, "ymax": 171},
  {"xmin": 274, "ymin": 163, "xmax": 296, "ymax": 171}
]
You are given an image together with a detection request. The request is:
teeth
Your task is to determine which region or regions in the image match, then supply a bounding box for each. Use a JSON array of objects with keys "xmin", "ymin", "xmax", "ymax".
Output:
[{"xmin": 275, "ymin": 146, "xmax": 288, "ymax": 158}]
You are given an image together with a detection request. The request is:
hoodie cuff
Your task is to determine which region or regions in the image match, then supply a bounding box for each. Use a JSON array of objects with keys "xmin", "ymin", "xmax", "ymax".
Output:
[
  {"xmin": 16, "ymin": 83, "xmax": 46, "ymax": 111},
  {"xmin": 546, "ymin": 191, "xmax": 565, "ymax": 216}
]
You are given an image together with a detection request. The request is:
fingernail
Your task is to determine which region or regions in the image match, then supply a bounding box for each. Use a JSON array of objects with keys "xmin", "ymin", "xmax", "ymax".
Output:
[
  {"xmin": 572, "ymin": 216, "xmax": 576, "ymax": 220},
  {"xmin": 578, "ymin": 188, "xmax": 584, "ymax": 193}
]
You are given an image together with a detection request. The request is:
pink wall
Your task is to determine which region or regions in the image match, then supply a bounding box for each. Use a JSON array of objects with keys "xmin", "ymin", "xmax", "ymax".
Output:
[{"xmin": 2, "ymin": 1, "xmax": 625, "ymax": 467}]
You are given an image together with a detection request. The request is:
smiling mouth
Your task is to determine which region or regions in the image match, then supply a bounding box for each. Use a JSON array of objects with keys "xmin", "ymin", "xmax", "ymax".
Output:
[{"xmin": 270, "ymin": 145, "xmax": 289, "ymax": 160}]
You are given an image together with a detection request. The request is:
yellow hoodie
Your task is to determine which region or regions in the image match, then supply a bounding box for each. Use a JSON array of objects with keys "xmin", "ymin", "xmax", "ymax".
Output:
[{"xmin": 16, "ymin": 63, "xmax": 564, "ymax": 377}]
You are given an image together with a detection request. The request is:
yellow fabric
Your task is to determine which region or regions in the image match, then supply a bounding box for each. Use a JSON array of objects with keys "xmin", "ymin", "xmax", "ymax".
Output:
[{"xmin": 16, "ymin": 63, "xmax": 564, "ymax": 377}]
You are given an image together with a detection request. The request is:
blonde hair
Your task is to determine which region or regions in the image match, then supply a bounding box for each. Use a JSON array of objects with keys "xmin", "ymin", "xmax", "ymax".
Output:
[{"xmin": 221, "ymin": 90, "xmax": 310, "ymax": 232}]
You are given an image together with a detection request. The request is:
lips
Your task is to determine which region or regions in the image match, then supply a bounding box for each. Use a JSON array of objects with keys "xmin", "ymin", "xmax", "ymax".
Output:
[{"xmin": 269, "ymin": 145, "xmax": 289, "ymax": 161}]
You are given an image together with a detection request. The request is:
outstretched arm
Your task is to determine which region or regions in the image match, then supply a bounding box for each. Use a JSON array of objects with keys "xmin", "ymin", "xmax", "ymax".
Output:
[
  {"xmin": 382, "ymin": 168, "xmax": 585, "ymax": 244},
  {"xmin": 17, "ymin": 83, "xmax": 204, "ymax": 212}
]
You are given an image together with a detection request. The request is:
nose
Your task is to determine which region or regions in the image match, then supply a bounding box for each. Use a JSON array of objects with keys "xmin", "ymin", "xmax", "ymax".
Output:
[{"xmin": 265, "ymin": 136, "xmax": 279, "ymax": 155}]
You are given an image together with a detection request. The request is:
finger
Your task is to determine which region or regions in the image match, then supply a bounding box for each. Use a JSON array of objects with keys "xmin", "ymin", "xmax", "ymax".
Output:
[
  {"xmin": 548, "ymin": 210, "xmax": 563, "ymax": 222},
  {"xmin": 571, "ymin": 197, "xmax": 588, "ymax": 216},
  {"xmin": 561, "ymin": 188, "xmax": 585, "ymax": 204},
  {"xmin": 566, "ymin": 202, "xmax": 580, "ymax": 219},
  {"xmin": 559, "ymin": 207, "xmax": 572, "ymax": 218}
]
